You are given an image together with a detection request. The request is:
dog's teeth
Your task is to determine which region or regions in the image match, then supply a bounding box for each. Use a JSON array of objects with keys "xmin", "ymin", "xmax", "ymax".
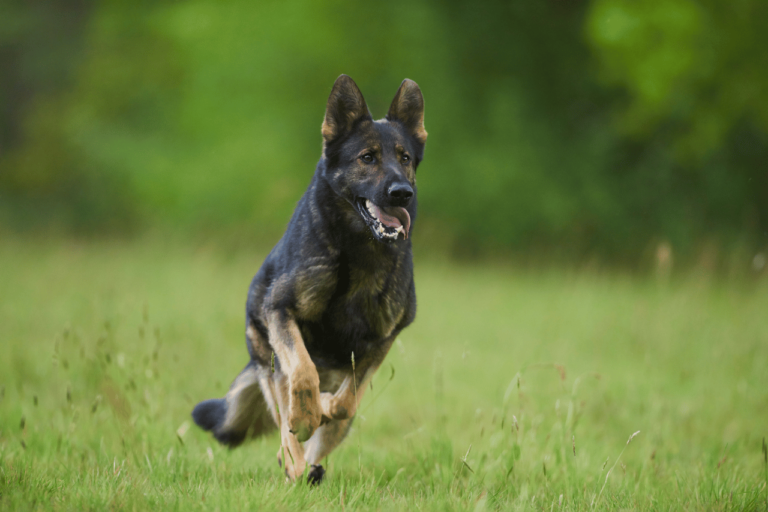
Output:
[{"xmin": 363, "ymin": 199, "xmax": 404, "ymax": 239}]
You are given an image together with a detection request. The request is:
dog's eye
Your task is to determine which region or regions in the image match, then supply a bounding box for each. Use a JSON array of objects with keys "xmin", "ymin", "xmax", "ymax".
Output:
[
  {"xmin": 361, "ymin": 154, "xmax": 374, "ymax": 163},
  {"xmin": 401, "ymin": 154, "xmax": 411, "ymax": 163}
]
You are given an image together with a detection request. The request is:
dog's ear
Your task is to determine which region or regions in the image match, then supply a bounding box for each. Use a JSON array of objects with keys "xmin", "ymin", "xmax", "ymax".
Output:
[
  {"xmin": 386, "ymin": 79, "xmax": 427, "ymax": 145},
  {"xmin": 322, "ymin": 75, "xmax": 371, "ymax": 143}
]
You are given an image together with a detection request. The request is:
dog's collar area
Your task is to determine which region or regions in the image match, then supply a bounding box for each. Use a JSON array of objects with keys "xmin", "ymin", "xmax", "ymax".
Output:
[{"xmin": 355, "ymin": 198, "xmax": 409, "ymax": 241}]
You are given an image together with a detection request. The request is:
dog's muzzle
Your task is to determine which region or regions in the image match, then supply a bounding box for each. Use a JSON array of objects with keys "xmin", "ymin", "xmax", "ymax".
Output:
[{"xmin": 356, "ymin": 199, "xmax": 411, "ymax": 241}]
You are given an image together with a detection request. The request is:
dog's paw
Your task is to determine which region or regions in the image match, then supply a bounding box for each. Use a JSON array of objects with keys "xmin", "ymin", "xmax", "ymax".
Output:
[
  {"xmin": 276, "ymin": 443, "xmax": 306, "ymax": 482},
  {"xmin": 288, "ymin": 377, "xmax": 322, "ymax": 442},
  {"xmin": 307, "ymin": 464, "xmax": 325, "ymax": 485},
  {"xmin": 319, "ymin": 390, "xmax": 355, "ymax": 421}
]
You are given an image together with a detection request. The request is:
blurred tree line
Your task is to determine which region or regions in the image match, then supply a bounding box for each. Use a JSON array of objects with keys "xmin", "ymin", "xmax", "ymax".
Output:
[{"xmin": 1, "ymin": 0, "xmax": 766, "ymax": 264}]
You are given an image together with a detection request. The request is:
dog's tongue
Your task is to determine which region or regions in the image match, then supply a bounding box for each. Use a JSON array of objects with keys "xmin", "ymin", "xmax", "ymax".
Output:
[{"xmin": 370, "ymin": 204, "xmax": 411, "ymax": 239}]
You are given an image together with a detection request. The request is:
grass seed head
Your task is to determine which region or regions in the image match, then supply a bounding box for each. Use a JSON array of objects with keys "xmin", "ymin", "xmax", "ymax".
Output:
[
  {"xmin": 555, "ymin": 364, "xmax": 566, "ymax": 382},
  {"xmin": 627, "ymin": 430, "xmax": 641, "ymax": 445},
  {"xmin": 176, "ymin": 421, "xmax": 190, "ymax": 442},
  {"xmin": 91, "ymin": 395, "xmax": 102, "ymax": 413}
]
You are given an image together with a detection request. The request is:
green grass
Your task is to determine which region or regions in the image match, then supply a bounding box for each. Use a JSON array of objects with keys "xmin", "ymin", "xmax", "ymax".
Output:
[{"xmin": 1, "ymin": 237, "xmax": 767, "ymax": 510}]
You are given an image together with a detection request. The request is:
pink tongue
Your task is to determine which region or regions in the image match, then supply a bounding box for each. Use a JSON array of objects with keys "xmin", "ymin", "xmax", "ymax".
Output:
[{"xmin": 369, "ymin": 204, "xmax": 411, "ymax": 239}]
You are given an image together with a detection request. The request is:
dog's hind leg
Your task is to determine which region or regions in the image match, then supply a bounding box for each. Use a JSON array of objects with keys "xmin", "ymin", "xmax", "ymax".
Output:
[
  {"xmin": 302, "ymin": 418, "xmax": 354, "ymax": 484},
  {"xmin": 268, "ymin": 370, "xmax": 310, "ymax": 481},
  {"xmin": 192, "ymin": 362, "xmax": 276, "ymax": 447}
]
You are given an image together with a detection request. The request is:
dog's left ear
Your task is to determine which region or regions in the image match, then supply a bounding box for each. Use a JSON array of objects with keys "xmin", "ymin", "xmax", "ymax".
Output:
[{"xmin": 386, "ymin": 79, "xmax": 427, "ymax": 145}]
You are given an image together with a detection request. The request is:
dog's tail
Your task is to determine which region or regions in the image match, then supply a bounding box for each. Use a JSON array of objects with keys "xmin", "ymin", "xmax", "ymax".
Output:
[{"xmin": 192, "ymin": 362, "xmax": 276, "ymax": 447}]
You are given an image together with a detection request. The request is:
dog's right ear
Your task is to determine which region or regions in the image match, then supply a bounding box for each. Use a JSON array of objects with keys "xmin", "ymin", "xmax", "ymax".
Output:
[{"xmin": 322, "ymin": 75, "xmax": 371, "ymax": 143}]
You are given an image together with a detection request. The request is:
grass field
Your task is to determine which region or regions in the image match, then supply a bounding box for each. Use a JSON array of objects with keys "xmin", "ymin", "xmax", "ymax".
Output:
[{"xmin": 1, "ymin": 237, "xmax": 767, "ymax": 510}]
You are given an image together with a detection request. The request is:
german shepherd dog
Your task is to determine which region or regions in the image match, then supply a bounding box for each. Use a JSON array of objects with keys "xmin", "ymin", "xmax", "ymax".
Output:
[{"xmin": 192, "ymin": 75, "xmax": 426, "ymax": 484}]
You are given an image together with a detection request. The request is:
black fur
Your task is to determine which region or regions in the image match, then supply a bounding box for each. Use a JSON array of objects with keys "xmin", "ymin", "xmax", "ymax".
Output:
[
  {"xmin": 307, "ymin": 464, "xmax": 325, "ymax": 485},
  {"xmin": 192, "ymin": 362, "xmax": 275, "ymax": 447},
  {"xmin": 192, "ymin": 75, "xmax": 427, "ymax": 477},
  {"xmin": 244, "ymin": 76, "xmax": 425, "ymax": 371},
  {"xmin": 191, "ymin": 399, "xmax": 251, "ymax": 446},
  {"xmin": 191, "ymin": 398, "xmax": 226, "ymax": 432}
]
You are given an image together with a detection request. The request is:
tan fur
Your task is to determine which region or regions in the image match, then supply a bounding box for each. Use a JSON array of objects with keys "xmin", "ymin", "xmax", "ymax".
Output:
[
  {"xmin": 220, "ymin": 366, "xmax": 274, "ymax": 438},
  {"xmin": 347, "ymin": 266, "xmax": 406, "ymax": 339},
  {"xmin": 303, "ymin": 417, "xmax": 354, "ymax": 465},
  {"xmin": 321, "ymin": 76, "xmax": 370, "ymax": 143},
  {"xmin": 320, "ymin": 370, "xmax": 371, "ymax": 421},
  {"xmin": 195, "ymin": 76, "xmax": 424, "ymax": 483},
  {"xmin": 387, "ymin": 79, "xmax": 428, "ymax": 144},
  {"xmin": 265, "ymin": 311, "xmax": 323, "ymax": 443},
  {"xmin": 295, "ymin": 264, "xmax": 336, "ymax": 320},
  {"xmin": 246, "ymin": 324, "xmax": 273, "ymax": 364},
  {"xmin": 319, "ymin": 335, "xmax": 396, "ymax": 422},
  {"xmin": 394, "ymin": 142, "xmax": 416, "ymax": 182},
  {"xmin": 258, "ymin": 329, "xmax": 394, "ymax": 480},
  {"xmin": 270, "ymin": 372, "xmax": 308, "ymax": 480},
  {"xmin": 412, "ymin": 119, "xmax": 428, "ymax": 144}
]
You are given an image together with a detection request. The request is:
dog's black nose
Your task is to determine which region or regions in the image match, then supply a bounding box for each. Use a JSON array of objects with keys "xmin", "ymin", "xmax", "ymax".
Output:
[{"xmin": 387, "ymin": 182, "xmax": 413, "ymax": 205}]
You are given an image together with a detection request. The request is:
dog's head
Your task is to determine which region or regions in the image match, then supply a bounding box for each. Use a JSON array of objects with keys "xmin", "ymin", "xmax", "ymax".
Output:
[{"xmin": 320, "ymin": 75, "xmax": 426, "ymax": 243}]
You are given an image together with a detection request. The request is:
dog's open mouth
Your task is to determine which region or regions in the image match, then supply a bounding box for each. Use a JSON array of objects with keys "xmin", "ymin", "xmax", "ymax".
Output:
[{"xmin": 356, "ymin": 199, "xmax": 411, "ymax": 241}]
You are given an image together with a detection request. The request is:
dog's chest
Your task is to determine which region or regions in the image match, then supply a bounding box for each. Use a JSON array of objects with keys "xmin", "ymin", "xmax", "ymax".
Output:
[
  {"xmin": 338, "ymin": 265, "xmax": 407, "ymax": 335},
  {"xmin": 300, "ymin": 257, "xmax": 411, "ymax": 367}
]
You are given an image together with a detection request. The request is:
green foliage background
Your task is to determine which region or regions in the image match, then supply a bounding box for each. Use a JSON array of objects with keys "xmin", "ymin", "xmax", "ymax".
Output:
[{"xmin": 1, "ymin": 0, "xmax": 767, "ymax": 262}]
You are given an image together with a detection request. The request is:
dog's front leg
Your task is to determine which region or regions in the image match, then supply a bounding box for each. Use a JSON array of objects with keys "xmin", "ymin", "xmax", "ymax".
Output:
[
  {"xmin": 320, "ymin": 369, "xmax": 371, "ymax": 422},
  {"xmin": 320, "ymin": 351, "xmax": 389, "ymax": 422},
  {"xmin": 266, "ymin": 310, "xmax": 323, "ymax": 479},
  {"xmin": 319, "ymin": 337, "xmax": 396, "ymax": 421}
]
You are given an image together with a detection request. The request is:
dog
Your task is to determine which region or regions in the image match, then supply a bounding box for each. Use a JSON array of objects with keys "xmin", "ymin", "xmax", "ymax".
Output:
[{"xmin": 192, "ymin": 75, "xmax": 427, "ymax": 484}]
